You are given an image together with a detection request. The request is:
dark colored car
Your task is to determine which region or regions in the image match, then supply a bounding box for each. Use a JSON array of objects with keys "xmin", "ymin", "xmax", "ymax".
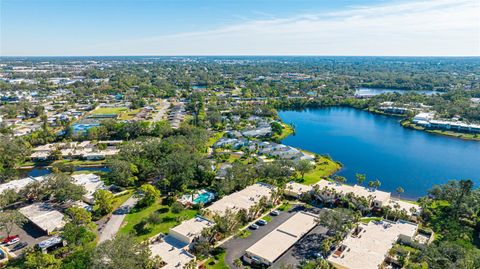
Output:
[
  {"xmin": 249, "ymin": 224, "xmax": 259, "ymax": 230},
  {"xmin": 256, "ymin": 219, "xmax": 268, "ymax": 226},
  {"xmin": 11, "ymin": 242, "xmax": 28, "ymax": 252},
  {"xmin": 270, "ymin": 210, "xmax": 280, "ymax": 216}
]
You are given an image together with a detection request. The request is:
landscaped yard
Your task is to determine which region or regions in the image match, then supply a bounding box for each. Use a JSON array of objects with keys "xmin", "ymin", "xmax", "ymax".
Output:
[
  {"xmin": 301, "ymin": 155, "xmax": 342, "ymax": 185},
  {"xmin": 273, "ymin": 123, "xmax": 294, "ymax": 141},
  {"xmin": 203, "ymin": 250, "xmax": 228, "ymax": 269},
  {"xmin": 118, "ymin": 108, "xmax": 142, "ymax": 120},
  {"xmin": 119, "ymin": 199, "xmax": 198, "ymax": 241},
  {"xmin": 91, "ymin": 107, "xmax": 128, "ymax": 115}
]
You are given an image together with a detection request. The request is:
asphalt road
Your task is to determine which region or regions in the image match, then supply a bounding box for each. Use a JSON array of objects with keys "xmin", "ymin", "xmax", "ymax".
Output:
[
  {"xmin": 97, "ymin": 196, "xmax": 138, "ymax": 243},
  {"xmin": 221, "ymin": 205, "xmax": 308, "ymax": 268}
]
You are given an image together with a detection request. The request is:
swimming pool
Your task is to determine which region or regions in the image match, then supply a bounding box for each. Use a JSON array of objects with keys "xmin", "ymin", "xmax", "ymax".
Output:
[{"xmin": 194, "ymin": 192, "xmax": 214, "ymax": 204}]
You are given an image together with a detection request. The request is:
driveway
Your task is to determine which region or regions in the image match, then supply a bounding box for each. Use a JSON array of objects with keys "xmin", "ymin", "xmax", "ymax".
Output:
[
  {"xmin": 97, "ymin": 196, "xmax": 138, "ymax": 243},
  {"xmin": 221, "ymin": 205, "xmax": 308, "ymax": 268}
]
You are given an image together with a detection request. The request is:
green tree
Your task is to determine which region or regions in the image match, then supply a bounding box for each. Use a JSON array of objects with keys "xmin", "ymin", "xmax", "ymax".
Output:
[
  {"xmin": 92, "ymin": 233, "xmax": 154, "ymax": 269},
  {"xmin": 136, "ymin": 184, "xmax": 160, "ymax": 208},
  {"xmin": 355, "ymin": 173, "xmax": 366, "ymax": 186},
  {"xmin": 0, "ymin": 210, "xmax": 27, "ymax": 237},
  {"xmin": 44, "ymin": 173, "xmax": 86, "ymax": 202},
  {"xmin": 396, "ymin": 186, "xmax": 404, "ymax": 199},
  {"xmin": 93, "ymin": 189, "xmax": 115, "ymax": 216},
  {"xmin": 24, "ymin": 251, "xmax": 61, "ymax": 269},
  {"xmin": 296, "ymin": 160, "xmax": 314, "ymax": 179}
]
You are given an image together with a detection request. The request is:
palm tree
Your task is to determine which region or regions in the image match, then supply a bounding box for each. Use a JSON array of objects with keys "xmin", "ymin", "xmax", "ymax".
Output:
[
  {"xmin": 355, "ymin": 173, "xmax": 366, "ymax": 186},
  {"xmin": 396, "ymin": 187, "xmax": 404, "ymax": 199}
]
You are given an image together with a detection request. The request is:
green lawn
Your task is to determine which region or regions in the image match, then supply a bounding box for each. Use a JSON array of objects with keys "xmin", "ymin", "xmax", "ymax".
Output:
[
  {"xmin": 262, "ymin": 215, "xmax": 272, "ymax": 222},
  {"xmin": 278, "ymin": 202, "xmax": 293, "ymax": 212},
  {"xmin": 360, "ymin": 217, "xmax": 383, "ymax": 224},
  {"xmin": 301, "ymin": 155, "xmax": 342, "ymax": 185},
  {"xmin": 119, "ymin": 199, "xmax": 198, "ymax": 241},
  {"xmin": 236, "ymin": 229, "xmax": 251, "ymax": 239},
  {"xmin": 203, "ymin": 251, "xmax": 228, "ymax": 269},
  {"xmin": 91, "ymin": 107, "xmax": 128, "ymax": 115},
  {"xmin": 207, "ymin": 131, "xmax": 225, "ymax": 147},
  {"xmin": 273, "ymin": 123, "xmax": 294, "ymax": 140},
  {"xmin": 118, "ymin": 108, "xmax": 142, "ymax": 120}
]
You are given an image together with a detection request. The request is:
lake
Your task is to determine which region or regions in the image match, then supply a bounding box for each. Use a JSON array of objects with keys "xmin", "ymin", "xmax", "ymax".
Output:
[
  {"xmin": 355, "ymin": 87, "xmax": 441, "ymax": 96},
  {"xmin": 279, "ymin": 107, "xmax": 480, "ymax": 199},
  {"xmin": 23, "ymin": 166, "xmax": 110, "ymax": 177}
]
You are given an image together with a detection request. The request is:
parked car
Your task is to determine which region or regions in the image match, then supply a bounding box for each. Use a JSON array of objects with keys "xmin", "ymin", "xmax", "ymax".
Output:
[
  {"xmin": 11, "ymin": 242, "xmax": 28, "ymax": 251},
  {"xmin": 256, "ymin": 219, "xmax": 268, "ymax": 226},
  {"xmin": 249, "ymin": 224, "xmax": 259, "ymax": 230},
  {"xmin": 270, "ymin": 210, "xmax": 280, "ymax": 216},
  {"xmin": 2, "ymin": 235, "xmax": 20, "ymax": 245}
]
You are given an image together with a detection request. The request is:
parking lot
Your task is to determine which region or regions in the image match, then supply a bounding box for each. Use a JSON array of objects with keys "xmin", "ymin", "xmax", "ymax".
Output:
[
  {"xmin": 0, "ymin": 223, "xmax": 49, "ymax": 255},
  {"xmin": 221, "ymin": 205, "xmax": 326, "ymax": 268}
]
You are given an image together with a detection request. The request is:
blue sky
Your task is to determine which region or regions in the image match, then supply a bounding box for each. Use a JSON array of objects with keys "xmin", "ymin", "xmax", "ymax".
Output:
[{"xmin": 1, "ymin": 0, "xmax": 479, "ymax": 56}]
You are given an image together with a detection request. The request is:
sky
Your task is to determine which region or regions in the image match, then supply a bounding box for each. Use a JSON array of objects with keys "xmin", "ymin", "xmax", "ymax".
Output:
[{"xmin": 1, "ymin": 0, "xmax": 479, "ymax": 56}]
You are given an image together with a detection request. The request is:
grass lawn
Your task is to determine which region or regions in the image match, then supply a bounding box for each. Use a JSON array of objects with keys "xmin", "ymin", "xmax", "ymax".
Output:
[
  {"xmin": 273, "ymin": 123, "xmax": 294, "ymax": 140},
  {"xmin": 262, "ymin": 215, "xmax": 272, "ymax": 222},
  {"xmin": 91, "ymin": 107, "xmax": 128, "ymax": 115},
  {"xmin": 112, "ymin": 190, "xmax": 134, "ymax": 209},
  {"xmin": 119, "ymin": 199, "xmax": 198, "ymax": 241},
  {"xmin": 118, "ymin": 108, "xmax": 142, "ymax": 120},
  {"xmin": 236, "ymin": 229, "xmax": 251, "ymax": 239},
  {"xmin": 300, "ymin": 155, "xmax": 341, "ymax": 185},
  {"xmin": 53, "ymin": 159, "xmax": 105, "ymax": 166},
  {"xmin": 207, "ymin": 131, "xmax": 225, "ymax": 147},
  {"xmin": 360, "ymin": 217, "xmax": 383, "ymax": 224},
  {"xmin": 278, "ymin": 202, "xmax": 293, "ymax": 212},
  {"xmin": 203, "ymin": 251, "xmax": 228, "ymax": 269}
]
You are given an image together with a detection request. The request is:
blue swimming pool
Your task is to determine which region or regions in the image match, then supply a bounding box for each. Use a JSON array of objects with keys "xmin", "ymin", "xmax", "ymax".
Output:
[{"xmin": 193, "ymin": 192, "xmax": 214, "ymax": 204}]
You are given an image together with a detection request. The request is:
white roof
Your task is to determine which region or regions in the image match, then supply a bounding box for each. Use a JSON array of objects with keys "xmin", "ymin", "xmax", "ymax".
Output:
[
  {"xmin": 315, "ymin": 181, "xmax": 391, "ymax": 204},
  {"xmin": 245, "ymin": 211, "xmax": 317, "ymax": 263},
  {"xmin": 0, "ymin": 176, "xmax": 47, "ymax": 194},
  {"xmin": 285, "ymin": 181, "xmax": 313, "ymax": 196},
  {"xmin": 206, "ymin": 183, "xmax": 275, "ymax": 216},
  {"xmin": 169, "ymin": 216, "xmax": 214, "ymax": 242},
  {"xmin": 149, "ymin": 237, "xmax": 195, "ymax": 269},
  {"xmin": 328, "ymin": 220, "xmax": 418, "ymax": 269},
  {"xmin": 71, "ymin": 173, "xmax": 104, "ymax": 200},
  {"xmin": 19, "ymin": 203, "xmax": 65, "ymax": 233}
]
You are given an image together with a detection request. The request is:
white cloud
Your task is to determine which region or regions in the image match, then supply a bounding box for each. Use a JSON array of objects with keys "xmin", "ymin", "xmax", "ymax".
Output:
[{"xmin": 9, "ymin": 0, "xmax": 480, "ymax": 56}]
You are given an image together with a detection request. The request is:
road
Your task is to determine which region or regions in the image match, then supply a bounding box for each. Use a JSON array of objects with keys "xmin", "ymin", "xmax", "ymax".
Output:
[
  {"xmin": 97, "ymin": 196, "xmax": 138, "ymax": 243},
  {"xmin": 152, "ymin": 99, "xmax": 170, "ymax": 122},
  {"xmin": 221, "ymin": 205, "xmax": 307, "ymax": 268}
]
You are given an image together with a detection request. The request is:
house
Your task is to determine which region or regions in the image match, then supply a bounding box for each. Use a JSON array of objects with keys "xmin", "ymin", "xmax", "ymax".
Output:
[
  {"xmin": 168, "ymin": 216, "xmax": 214, "ymax": 245},
  {"xmin": 0, "ymin": 176, "xmax": 47, "ymax": 195},
  {"xmin": 71, "ymin": 174, "xmax": 105, "ymax": 204},
  {"xmin": 19, "ymin": 203, "xmax": 65, "ymax": 235},
  {"xmin": 148, "ymin": 235, "xmax": 196, "ymax": 269},
  {"xmin": 243, "ymin": 211, "xmax": 318, "ymax": 266},
  {"xmin": 205, "ymin": 182, "xmax": 275, "ymax": 217},
  {"xmin": 327, "ymin": 220, "xmax": 420, "ymax": 269}
]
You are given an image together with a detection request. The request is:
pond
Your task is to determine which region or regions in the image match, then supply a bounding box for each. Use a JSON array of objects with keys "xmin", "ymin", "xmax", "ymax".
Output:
[
  {"xmin": 279, "ymin": 107, "xmax": 480, "ymax": 199},
  {"xmin": 23, "ymin": 166, "xmax": 110, "ymax": 177}
]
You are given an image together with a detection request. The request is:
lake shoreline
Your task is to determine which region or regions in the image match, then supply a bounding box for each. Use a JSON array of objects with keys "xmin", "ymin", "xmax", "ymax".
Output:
[{"xmin": 278, "ymin": 107, "xmax": 480, "ymax": 199}]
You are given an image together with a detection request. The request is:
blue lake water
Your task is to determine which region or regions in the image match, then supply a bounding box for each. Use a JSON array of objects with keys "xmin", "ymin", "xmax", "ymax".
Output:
[
  {"xmin": 24, "ymin": 166, "xmax": 109, "ymax": 177},
  {"xmin": 355, "ymin": 87, "xmax": 441, "ymax": 96},
  {"xmin": 279, "ymin": 107, "xmax": 480, "ymax": 199}
]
